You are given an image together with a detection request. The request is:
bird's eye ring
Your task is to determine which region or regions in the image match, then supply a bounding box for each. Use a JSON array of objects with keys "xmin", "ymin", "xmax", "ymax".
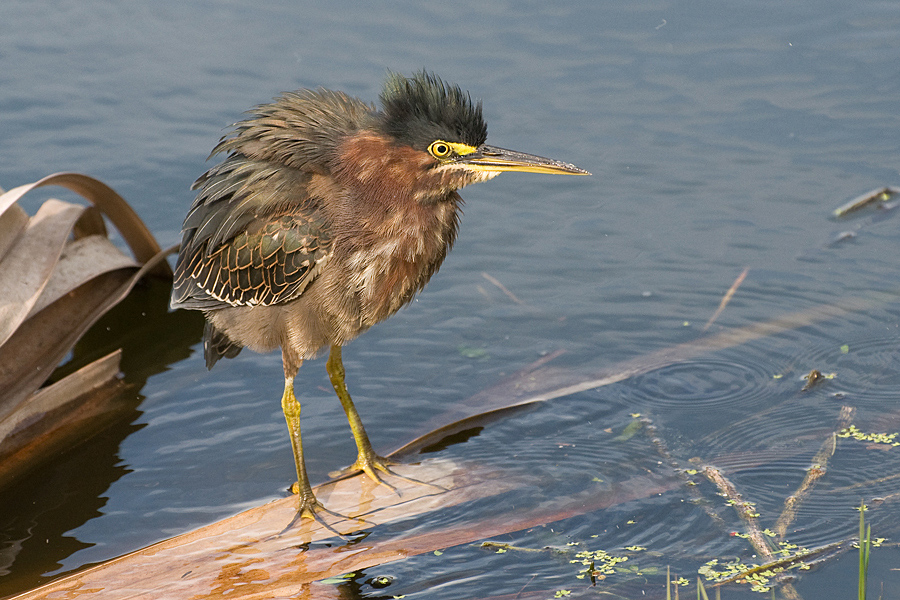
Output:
[{"xmin": 428, "ymin": 141, "xmax": 452, "ymax": 159}]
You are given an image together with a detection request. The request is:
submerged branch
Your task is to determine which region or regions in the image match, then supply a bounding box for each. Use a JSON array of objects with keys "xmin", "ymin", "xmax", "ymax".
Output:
[{"xmin": 775, "ymin": 406, "xmax": 855, "ymax": 537}]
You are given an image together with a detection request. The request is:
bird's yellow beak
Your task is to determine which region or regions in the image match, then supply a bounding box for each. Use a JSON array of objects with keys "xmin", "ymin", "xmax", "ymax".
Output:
[{"xmin": 459, "ymin": 144, "xmax": 591, "ymax": 176}]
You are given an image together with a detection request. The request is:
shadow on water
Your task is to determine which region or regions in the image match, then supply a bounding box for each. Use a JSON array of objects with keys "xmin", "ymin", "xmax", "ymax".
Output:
[
  {"xmin": 49, "ymin": 278, "xmax": 205, "ymax": 388},
  {"xmin": 0, "ymin": 277, "xmax": 204, "ymax": 596}
]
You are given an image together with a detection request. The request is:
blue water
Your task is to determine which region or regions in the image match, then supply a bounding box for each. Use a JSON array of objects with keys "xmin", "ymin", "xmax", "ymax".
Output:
[{"xmin": 2, "ymin": 0, "xmax": 900, "ymax": 597}]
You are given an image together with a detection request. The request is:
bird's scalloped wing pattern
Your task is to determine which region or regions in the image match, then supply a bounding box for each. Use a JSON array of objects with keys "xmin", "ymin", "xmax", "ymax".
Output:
[
  {"xmin": 175, "ymin": 208, "xmax": 331, "ymax": 308},
  {"xmin": 172, "ymin": 154, "xmax": 333, "ymax": 309}
]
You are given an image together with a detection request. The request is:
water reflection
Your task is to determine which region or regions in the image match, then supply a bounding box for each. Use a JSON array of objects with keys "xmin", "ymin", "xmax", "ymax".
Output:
[{"xmin": 0, "ymin": 279, "xmax": 204, "ymax": 595}]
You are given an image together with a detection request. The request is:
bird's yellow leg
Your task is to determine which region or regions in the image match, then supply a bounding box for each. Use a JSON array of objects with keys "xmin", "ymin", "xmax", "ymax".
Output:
[
  {"xmin": 281, "ymin": 375, "xmax": 322, "ymax": 519},
  {"xmin": 326, "ymin": 345, "xmax": 447, "ymax": 494},
  {"xmin": 326, "ymin": 345, "xmax": 404, "ymax": 488}
]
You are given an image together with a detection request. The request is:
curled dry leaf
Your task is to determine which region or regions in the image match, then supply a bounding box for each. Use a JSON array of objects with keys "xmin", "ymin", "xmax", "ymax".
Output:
[{"xmin": 0, "ymin": 173, "xmax": 173, "ymax": 489}]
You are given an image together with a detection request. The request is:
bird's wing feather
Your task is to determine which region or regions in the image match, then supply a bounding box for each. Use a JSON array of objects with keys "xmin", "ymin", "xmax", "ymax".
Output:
[
  {"xmin": 172, "ymin": 88, "xmax": 372, "ymax": 311},
  {"xmin": 172, "ymin": 157, "xmax": 332, "ymax": 309}
]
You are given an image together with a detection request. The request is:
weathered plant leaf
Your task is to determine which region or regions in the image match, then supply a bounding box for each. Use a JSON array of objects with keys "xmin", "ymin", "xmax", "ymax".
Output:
[
  {"xmin": 72, "ymin": 205, "xmax": 108, "ymax": 239},
  {"xmin": 0, "ymin": 199, "xmax": 86, "ymax": 348},
  {"xmin": 0, "ymin": 246, "xmax": 173, "ymax": 425},
  {"xmin": 0, "ymin": 350, "xmax": 121, "ymax": 444},
  {"xmin": 0, "ymin": 173, "xmax": 175, "ymax": 489},
  {"xmin": 7, "ymin": 456, "xmax": 677, "ymax": 600},
  {"xmin": 0, "ymin": 269, "xmax": 133, "ymax": 422},
  {"xmin": 0, "ymin": 351, "xmax": 130, "ymax": 486},
  {"xmin": 0, "ymin": 202, "xmax": 28, "ymax": 263},
  {"xmin": 28, "ymin": 235, "xmax": 138, "ymax": 318},
  {"xmin": 0, "ymin": 172, "xmax": 171, "ymax": 276}
]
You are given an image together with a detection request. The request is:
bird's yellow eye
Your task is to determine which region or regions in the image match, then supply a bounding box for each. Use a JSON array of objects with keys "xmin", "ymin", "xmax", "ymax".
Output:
[{"xmin": 428, "ymin": 141, "xmax": 453, "ymax": 159}]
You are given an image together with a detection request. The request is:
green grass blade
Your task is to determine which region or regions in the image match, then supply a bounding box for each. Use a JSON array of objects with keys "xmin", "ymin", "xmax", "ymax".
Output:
[
  {"xmin": 697, "ymin": 577, "xmax": 710, "ymax": 600},
  {"xmin": 858, "ymin": 502, "xmax": 870, "ymax": 600}
]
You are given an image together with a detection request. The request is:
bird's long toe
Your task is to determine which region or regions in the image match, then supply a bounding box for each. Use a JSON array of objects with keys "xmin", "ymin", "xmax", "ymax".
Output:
[
  {"xmin": 330, "ymin": 451, "xmax": 397, "ymax": 487},
  {"xmin": 331, "ymin": 451, "xmax": 446, "ymax": 495}
]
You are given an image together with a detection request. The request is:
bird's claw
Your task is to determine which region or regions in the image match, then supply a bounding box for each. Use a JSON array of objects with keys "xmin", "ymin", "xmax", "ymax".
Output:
[
  {"xmin": 358, "ymin": 455, "xmax": 400, "ymax": 492},
  {"xmin": 288, "ymin": 483, "xmax": 327, "ymax": 519},
  {"xmin": 330, "ymin": 452, "xmax": 446, "ymax": 495},
  {"xmin": 329, "ymin": 452, "xmax": 395, "ymax": 486},
  {"xmin": 283, "ymin": 481, "xmax": 369, "ymax": 537}
]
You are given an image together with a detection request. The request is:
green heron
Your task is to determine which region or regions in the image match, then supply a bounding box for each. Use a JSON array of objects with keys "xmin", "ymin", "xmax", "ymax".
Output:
[{"xmin": 171, "ymin": 71, "xmax": 589, "ymax": 519}]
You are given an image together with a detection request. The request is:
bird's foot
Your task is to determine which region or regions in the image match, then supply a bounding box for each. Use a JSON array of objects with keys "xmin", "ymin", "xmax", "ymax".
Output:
[
  {"xmin": 288, "ymin": 483, "xmax": 326, "ymax": 520},
  {"xmin": 329, "ymin": 451, "xmax": 446, "ymax": 495},
  {"xmin": 284, "ymin": 481, "xmax": 367, "ymax": 537}
]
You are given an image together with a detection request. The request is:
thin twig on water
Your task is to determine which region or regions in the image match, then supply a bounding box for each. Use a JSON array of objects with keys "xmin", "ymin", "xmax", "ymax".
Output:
[
  {"xmin": 482, "ymin": 272, "xmax": 525, "ymax": 304},
  {"xmin": 703, "ymin": 268, "xmax": 749, "ymax": 331}
]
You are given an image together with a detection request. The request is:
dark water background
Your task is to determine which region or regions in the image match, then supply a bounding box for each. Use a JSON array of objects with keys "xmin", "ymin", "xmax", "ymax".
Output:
[{"xmin": 2, "ymin": 1, "xmax": 900, "ymax": 598}]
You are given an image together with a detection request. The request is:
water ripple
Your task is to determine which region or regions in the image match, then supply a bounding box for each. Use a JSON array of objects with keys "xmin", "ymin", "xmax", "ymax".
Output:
[{"xmin": 621, "ymin": 356, "xmax": 778, "ymax": 410}]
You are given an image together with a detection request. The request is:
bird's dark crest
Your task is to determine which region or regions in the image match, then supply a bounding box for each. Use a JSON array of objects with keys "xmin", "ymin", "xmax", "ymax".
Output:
[{"xmin": 379, "ymin": 71, "xmax": 487, "ymax": 150}]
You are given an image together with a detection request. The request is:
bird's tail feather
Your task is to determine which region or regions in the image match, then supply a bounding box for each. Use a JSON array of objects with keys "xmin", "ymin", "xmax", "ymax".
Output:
[{"xmin": 203, "ymin": 321, "xmax": 243, "ymax": 370}]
